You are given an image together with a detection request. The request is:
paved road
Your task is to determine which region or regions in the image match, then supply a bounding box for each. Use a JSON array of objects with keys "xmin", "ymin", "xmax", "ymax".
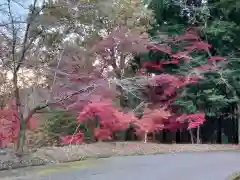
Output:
[{"xmin": 0, "ymin": 152, "xmax": 239, "ymax": 180}]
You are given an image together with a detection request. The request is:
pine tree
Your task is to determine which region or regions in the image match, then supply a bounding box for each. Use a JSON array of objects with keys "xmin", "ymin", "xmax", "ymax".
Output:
[{"xmin": 129, "ymin": 0, "xmax": 240, "ymax": 143}]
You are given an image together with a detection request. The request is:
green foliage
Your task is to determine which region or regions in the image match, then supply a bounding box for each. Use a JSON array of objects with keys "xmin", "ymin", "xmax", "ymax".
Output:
[
  {"xmin": 134, "ymin": 0, "xmax": 240, "ymax": 121},
  {"xmin": 43, "ymin": 111, "xmax": 81, "ymax": 144},
  {"xmin": 173, "ymin": 100, "xmax": 197, "ymax": 114}
]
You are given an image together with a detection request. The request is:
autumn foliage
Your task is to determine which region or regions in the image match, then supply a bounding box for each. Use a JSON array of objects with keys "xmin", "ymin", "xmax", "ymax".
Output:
[
  {"xmin": 0, "ymin": 28, "xmax": 228, "ymax": 147},
  {"xmin": 134, "ymin": 108, "xmax": 170, "ymax": 134},
  {"xmin": 139, "ymin": 28, "xmax": 227, "ymax": 132},
  {"xmin": 58, "ymin": 28, "xmax": 228, "ymax": 145},
  {"xmin": 60, "ymin": 102, "xmax": 137, "ymax": 144},
  {"xmin": 0, "ymin": 101, "xmax": 37, "ymax": 148}
]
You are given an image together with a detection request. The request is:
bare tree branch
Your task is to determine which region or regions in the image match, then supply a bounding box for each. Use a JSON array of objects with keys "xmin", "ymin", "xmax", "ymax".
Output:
[
  {"xmin": 25, "ymin": 84, "xmax": 96, "ymax": 122},
  {"xmin": 11, "ymin": 0, "xmax": 29, "ymax": 10},
  {"xmin": 15, "ymin": 0, "xmax": 38, "ymax": 72},
  {"xmin": 0, "ymin": 21, "xmax": 26, "ymax": 27},
  {"xmin": 7, "ymin": 0, "xmax": 17, "ymax": 64}
]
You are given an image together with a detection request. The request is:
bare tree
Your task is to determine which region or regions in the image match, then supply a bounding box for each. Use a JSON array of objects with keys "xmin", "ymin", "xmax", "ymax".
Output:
[
  {"xmin": 0, "ymin": 0, "xmax": 154, "ymax": 155},
  {"xmin": 0, "ymin": 0, "xmax": 100, "ymax": 155}
]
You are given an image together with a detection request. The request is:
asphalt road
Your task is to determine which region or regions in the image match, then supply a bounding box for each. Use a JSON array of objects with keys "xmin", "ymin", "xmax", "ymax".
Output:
[{"xmin": 0, "ymin": 152, "xmax": 239, "ymax": 180}]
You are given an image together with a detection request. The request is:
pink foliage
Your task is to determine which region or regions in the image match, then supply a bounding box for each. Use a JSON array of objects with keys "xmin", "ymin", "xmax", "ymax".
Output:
[
  {"xmin": 0, "ymin": 28, "xmax": 221, "ymax": 147},
  {"xmin": 148, "ymin": 45, "xmax": 172, "ymax": 55},
  {"xmin": 55, "ymin": 29, "xmax": 227, "ymax": 145},
  {"xmin": 193, "ymin": 41, "xmax": 211, "ymax": 51},
  {"xmin": 147, "ymin": 73, "xmax": 203, "ymax": 104},
  {"xmin": 94, "ymin": 129, "xmax": 112, "ymax": 141},
  {"xmin": 145, "ymin": 29, "xmax": 227, "ymax": 73},
  {"xmin": 60, "ymin": 102, "xmax": 137, "ymax": 143},
  {"xmin": 176, "ymin": 113, "xmax": 206, "ymax": 130},
  {"xmin": 134, "ymin": 108, "xmax": 169, "ymax": 134},
  {"xmin": 139, "ymin": 29, "xmax": 225, "ymax": 133},
  {"xmin": 0, "ymin": 110, "xmax": 19, "ymax": 148},
  {"xmin": 0, "ymin": 101, "xmax": 37, "ymax": 148},
  {"xmin": 60, "ymin": 132, "xmax": 83, "ymax": 145},
  {"xmin": 208, "ymin": 56, "xmax": 227, "ymax": 64}
]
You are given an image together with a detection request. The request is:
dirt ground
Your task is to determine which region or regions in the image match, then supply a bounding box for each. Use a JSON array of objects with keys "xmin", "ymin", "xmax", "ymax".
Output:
[{"xmin": 0, "ymin": 142, "xmax": 239, "ymax": 171}]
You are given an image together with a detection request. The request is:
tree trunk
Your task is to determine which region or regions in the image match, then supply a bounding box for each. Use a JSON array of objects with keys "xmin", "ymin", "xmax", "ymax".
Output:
[
  {"xmin": 197, "ymin": 127, "xmax": 200, "ymax": 144},
  {"xmin": 238, "ymin": 114, "xmax": 240, "ymax": 144},
  {"xmin": 237, "ymin": 104, "xmax": 240, "ymax": 144},
  {"xmin": 152, "ymin": 132, "xmax": 156, "ymax": 142},
  {"xmin": 144, "ymin": 131, "xmax": 148, "ymax": 143},
  {"xmin": 13, "ymin": 73, "xmax": 26, "ymax": 156},
  {"xmin": 189, "ymin": 129, "xmax": 194, "ymax": 144},
  {"xmin": 86, "ymin": 119, "xmax": 96, "ymax": 142},
  {"xmin": 17, "ymin": 121, "xmax": 27, "ymax": 155}
]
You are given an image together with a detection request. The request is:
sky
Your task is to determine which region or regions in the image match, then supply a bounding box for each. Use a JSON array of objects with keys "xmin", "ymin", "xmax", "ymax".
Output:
[
  {"xmin": 0, "ymin": 0, "xmax": 45, "ymax": 87},
  {"xmin": 0, "ymin": 0, "xmax": 42, "ymax": 21}
]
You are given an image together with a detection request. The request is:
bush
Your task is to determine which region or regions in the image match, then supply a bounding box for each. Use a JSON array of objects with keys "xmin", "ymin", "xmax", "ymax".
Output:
[{"xmin": 42, "ymin": 111, "xmax": 83, "ymax": 146}]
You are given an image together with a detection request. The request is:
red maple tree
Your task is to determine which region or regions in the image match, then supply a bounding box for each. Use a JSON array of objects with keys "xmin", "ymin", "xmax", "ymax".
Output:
[
  {"xmin": 0, "ymin": 43, "xmax": 115, "ymax": 148},
  {"xmin": 59, "ymin": 28, "xmax": 227, "ymax": 145},
  {"xmin": 140, "ymin": 28, "xmax": 227, "ymax": 134},
  {"xmin": 60, "ymin": 101, "xmax": 137, "ymax": 144},
  {"xmin": 0, "ymin": 28, "xmax": 227, "ymax": 147}
]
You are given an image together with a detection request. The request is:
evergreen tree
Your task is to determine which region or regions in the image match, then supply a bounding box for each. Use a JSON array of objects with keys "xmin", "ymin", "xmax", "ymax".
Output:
[{"xmin": 128, "ymin": 0, "xmax": 240, "ymax": 143}]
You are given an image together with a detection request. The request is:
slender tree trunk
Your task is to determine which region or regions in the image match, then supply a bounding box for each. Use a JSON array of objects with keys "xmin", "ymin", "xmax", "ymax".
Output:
[
  {"xmin": 189, "ymin": 129, "xmax": 194, "ymax": 144},
  {"xmin": 86, "ymin": 119, "xmax": 96, "ymax": 142},
  {"xmin": 239, "ymin": 113, "xmax": 240, "ymax": 144},
  {"xmin": 17, "ymin": 122, "xmax": 27, "ymax": 155},
  {"xmin": 13, "ymin": 73, "xmax": 26, "ymax": 156},
  {"xmin": 237, "ymin": 104, "xmax": 240, "ymax": 144},
  {"xmin": 144, "ymin": 131, "xmax": 148, "ymax": 143},
  {"xmin": 152, "ymin": 132, "xmax": 156, "ymax": 142},
  {"xmin": 197, "ymin": 126, "xmax": 200, "ymax": 144}
]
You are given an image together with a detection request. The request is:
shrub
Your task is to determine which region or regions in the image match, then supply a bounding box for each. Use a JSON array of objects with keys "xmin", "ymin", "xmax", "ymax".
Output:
[{"xmin": 42, "ymin": 111, "xmax": 81, "ymax": 146}]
